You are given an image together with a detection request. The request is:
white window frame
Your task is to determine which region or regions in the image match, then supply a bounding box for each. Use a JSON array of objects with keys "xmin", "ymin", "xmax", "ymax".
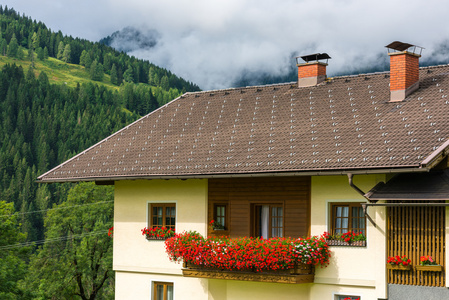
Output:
[
  {"xmin": 151, "ymin": 279, "xmax": 175, "ymax": 300},
  {"xmin": 333, "ymin": 292, "xmax": 362, "ymax": 300}
]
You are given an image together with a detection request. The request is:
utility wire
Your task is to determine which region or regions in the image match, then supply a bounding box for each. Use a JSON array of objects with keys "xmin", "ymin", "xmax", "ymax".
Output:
[
  {"xmin": 0, "ymin": 200, "xmax": 113, "ymax": 218},
  {"xmin": 0, "ymin": 230, "xmax": 109, "ymax": 250}
]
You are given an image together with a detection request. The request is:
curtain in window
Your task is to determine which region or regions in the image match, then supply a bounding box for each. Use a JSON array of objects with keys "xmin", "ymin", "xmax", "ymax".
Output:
[
  {"xmin": 166, "ymin": 285, "xmax": 173, "ymax": 300},
  {"xmin": 335, "ymin": 206, "xmax": 349, "ymax": 233},
  {"xmin": 261, "ymin": 205, "xmax": 269, "ymax": 239},
  {"xmin": 156, "ymin": 285, "xmax": 164, "ymax": 300}
]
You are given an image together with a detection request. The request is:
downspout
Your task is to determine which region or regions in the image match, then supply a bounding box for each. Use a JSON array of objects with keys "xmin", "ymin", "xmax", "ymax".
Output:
[{"xmin": 347, "ymin": 173, "xmax": 377, "ymax": 228}]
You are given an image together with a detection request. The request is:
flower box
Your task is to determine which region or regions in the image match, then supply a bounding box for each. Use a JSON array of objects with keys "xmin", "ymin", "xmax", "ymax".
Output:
[
  {"xmin": 415, "ymin": 265, "xmax": 443, "ymax": 272},
  {"xmin": 141, "ymin": 227, "xmax": 175, "ymax": 241},
  {"xmin": 386, "ymin": 264, "xmax": 412, "ymax": 271},
  {"xmin": 166, "ymin": 231, "xmax": 330, "ymax": 284},
  {"xmin": 145, "ymin": 236, "xmax": 169, "ymax": 241},
  {"xmin": 182, "ymin": 262, "xmax": 315, "ymax": 284},
  {"xmin": 326, "ymin": 240, "xmax": 366, "ymax": 247},
  {"xmin": 208, "ymin": 229, "xmax": 229, "ymax": 237}
]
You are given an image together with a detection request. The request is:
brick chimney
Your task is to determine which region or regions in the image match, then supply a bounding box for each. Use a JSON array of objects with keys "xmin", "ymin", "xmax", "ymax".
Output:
[
  {"xmin": 386, "ymin": 41, "xmax": 423, "ymax": 102},
  {"xmin": 296, "ymin": 53, "xmax": 331, "ymax": 87}
]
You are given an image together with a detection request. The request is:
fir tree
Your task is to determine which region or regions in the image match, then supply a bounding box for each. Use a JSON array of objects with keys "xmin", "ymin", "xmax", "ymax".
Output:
[
  {"xmin": 110, "ymin": 64, "xmax": 118, "ymax": 85},
  {"xmin": 7, "ymin": 33, "xmax": 18, "ymax": 57},
  {"xmin": 62, "ymin": 44, "xmax": 71, "ymax": 63},
  {"xmin": 56, "ymin": 41, "xmax": 64, "ymax": 60}
]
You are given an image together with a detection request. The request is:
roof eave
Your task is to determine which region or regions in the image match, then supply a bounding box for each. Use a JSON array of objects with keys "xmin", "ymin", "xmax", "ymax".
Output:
[{"xmin": 36, "ymin": 164, "xmax": 430, "ymax": 184}]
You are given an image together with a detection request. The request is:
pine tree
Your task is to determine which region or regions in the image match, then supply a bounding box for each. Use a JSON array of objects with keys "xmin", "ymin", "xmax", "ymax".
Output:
[
  {"xmin": 161, "ymin": 75, "xmax": 169, "ymax": 91},
  {"xmin": 62, "ymin": 44, "xmax": 71, "ymax": 63},
  {"xmin": 36, "ymin": 47, "xmax": 44, "ymax": 60},
  {"xmin": 7, "ymin": 33, "xmax": 18, "ymax": 57},
  {"xmin": 31, "ymin": 32, "xmax": 39, "ymax": 50},
  {"xmin": 56, "ymin": 41, "xmax": 64, "ymax": 60},
  {"xmin": 123, "ymin": 65, "xmax": 134, "ymax": 83},
  {"xmin": 110, "ymin": 64, "xmax": 118, "ymax": 85},
  {"xmin": 79, "ymin": 50, "xmax": 92, "ymax": 68},
  {"xmin": 17, "ymin": 46, "xmax": 24, "ymax": 60},
  {"xmin": 0, "ymin": 39, "xmax": 7, "ymax": 56},
  {"xmin": 43, "ymin": 46, "xmax": 49, "ymax": 59}
]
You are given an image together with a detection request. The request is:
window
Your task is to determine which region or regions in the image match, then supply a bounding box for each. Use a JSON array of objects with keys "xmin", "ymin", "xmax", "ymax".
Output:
[
  {"xmin": 153, "ymin": 282, "xmax": 173, "ymax": 300},
  {"xmin": 253, "ymin": 204, "xmax": 283, "ymax": 239},
  {"xmin": 331, "ymin": 203, "xmax": 365, "ymax": 235},
  {"xmin": 214, "ymin": 204, "xmax": 227, "ymax": 229},
  {"xmin": 335, "ymin": 295, "xmax": 360, "ymax": 300},
  {"xmin": 149, "ymin": 203, "xmax": 176, "ymax": 230}
]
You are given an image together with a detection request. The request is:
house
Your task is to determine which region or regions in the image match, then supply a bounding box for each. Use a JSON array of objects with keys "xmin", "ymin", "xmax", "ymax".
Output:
[{"xmin": 38, "ymin": 41, "xmax": 449, "ymax": 300}]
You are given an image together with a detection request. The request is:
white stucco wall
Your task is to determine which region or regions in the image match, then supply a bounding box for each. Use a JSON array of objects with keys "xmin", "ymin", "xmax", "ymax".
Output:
[
  {"xmin": 310, "ymin": 174, "xmax": 387, "ymax": 300},
  {"xmin": 113, "ymin": 175, "xmax": 387, "ymax": 300}
]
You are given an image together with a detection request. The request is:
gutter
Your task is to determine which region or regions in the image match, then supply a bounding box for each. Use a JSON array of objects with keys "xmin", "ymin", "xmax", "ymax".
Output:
[
  {"xmin": 36, "ymin": 165, "xmax": 431, "ymax": 184},
  {"xmin": 421, "ymin": 139, "xmax": 449, "ymax": 168}
]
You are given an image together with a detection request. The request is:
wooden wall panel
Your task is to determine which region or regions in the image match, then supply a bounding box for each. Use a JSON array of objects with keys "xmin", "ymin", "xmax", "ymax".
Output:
[
  {"xmin": 208, "ymin": 176, "xmax": 311, "ymax": 238},
  {"xmin": 388, "ymin": 205, "xmax": 445, "ymax": 287}
]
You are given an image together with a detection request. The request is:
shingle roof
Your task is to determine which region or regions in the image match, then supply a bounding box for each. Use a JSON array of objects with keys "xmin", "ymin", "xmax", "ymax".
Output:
[
  {"xmin": 365, "ymin": 169, "xmax": 449, "ymax": 201},
  {"xmin": 37, "ymin": 64, "xmax": 449, "ymax": 182}
]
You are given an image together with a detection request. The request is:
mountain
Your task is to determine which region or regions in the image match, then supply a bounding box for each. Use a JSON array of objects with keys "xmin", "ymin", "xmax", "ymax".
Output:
[
  {"xmin": 0, "ymin": 6, "xmax": 202, "ymax": 297},
  {"xmin": 100, "ymin": 26, "xmax": 160, "ymax": 53}
]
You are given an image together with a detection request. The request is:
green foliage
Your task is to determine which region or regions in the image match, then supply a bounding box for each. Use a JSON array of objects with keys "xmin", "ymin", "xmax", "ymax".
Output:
[
  {"xmin": 110, "ymin": 64, "xmax": 118, "ymax": 85},
  {"xmin": 0, "ymin": 5, "xmax": 201, "ymax": 297},
  {"xmin": 57, "ymin": 41, "xmax": 64, "ymax": 60},
  {"xmin": 123, "ymin": 65, "xmax": 134, "ymax": 83},
  {"xmin": 7, "ymin": 33, "xmax": 18, "ymax": 57},
  {"xmin": 22, "ymin": 183, "xmax": 115, "ymax": 299},
  {"xmin": 90, "ymin": 60, "xmax": 104, "ymax": 81},
  {"xmin": 0, "ymin": 201, "xmax": 30, "ymax": 299},
  {"xmin": 62, "ymin": 44, "xmax": 71, "ymax": 63}
]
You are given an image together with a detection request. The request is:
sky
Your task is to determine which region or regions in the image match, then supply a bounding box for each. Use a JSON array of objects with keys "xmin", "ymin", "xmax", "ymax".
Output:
[{"xmin": 4, "ymin": 0, "xmax": 449, "ymax": 90}]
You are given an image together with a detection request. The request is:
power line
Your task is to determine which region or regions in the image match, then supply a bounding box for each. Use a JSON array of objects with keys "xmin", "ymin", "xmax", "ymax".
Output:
[
  {"xmin": 0, "ymin": 200, "xmax": 113, "ymax": 218},
  {"xmin": 0, "ymin": 230, "xmax": 109, "ymax": 250}
]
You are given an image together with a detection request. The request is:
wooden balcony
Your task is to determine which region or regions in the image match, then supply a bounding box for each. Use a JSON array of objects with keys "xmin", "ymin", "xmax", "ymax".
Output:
[{"xmin": 182, "ymin": 262, "xmax": 315, "ymax": 284}]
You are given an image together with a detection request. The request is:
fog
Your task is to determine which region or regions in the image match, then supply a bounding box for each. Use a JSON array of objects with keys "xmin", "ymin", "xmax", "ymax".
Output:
[{"xmin": 5, "ymin": 0, "xmax": 449, "ymax": 89}]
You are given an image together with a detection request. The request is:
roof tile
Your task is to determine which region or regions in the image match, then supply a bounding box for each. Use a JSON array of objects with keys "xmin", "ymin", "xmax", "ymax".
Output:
[{"xmin": 38, "ymin": 65, "xmax": 449, "ymax": 182}]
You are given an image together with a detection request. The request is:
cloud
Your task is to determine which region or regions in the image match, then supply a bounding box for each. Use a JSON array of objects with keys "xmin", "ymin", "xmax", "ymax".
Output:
[{"xmin": 6, "ymin": 0, "xmax": 449, "ymax": 90}]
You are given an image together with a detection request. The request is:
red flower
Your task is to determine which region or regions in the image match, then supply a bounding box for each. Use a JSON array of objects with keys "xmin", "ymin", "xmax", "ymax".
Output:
[{"xmin": 164, "ymin": 231, "xmax": 331, "ymax": 272}]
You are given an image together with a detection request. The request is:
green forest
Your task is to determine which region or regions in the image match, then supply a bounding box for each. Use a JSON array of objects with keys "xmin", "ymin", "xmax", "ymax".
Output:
[{"xmin": 0, "ymin": 6, "xmax": 200, "ymax": 299}]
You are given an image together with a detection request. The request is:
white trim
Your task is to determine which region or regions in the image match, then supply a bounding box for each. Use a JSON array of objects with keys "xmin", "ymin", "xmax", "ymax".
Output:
[
  {"xmin": 150, "ymin": 278, "xmax": 175, "ymax": 300},
  {"xmin": 333, "ymin": 291, "xmax": 363, "ymax": 300}
]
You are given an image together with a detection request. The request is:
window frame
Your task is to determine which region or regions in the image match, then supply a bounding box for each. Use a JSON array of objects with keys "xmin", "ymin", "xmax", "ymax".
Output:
[
  {"xmin": 152, "ymin": 281, "xmax": 174, "ymax": 300},
  {"xmin": 252, "ymin": 203, "xmax": 284, "ymax": 239},
  {"xmin": 329, "ymin": 202, "xmax": 366, "ymax": 236},
  {"xmin": 213, "ymin": 203, "xmax": 228, "ymax": 230},
  {"xmin": 334, "ymin": 294, "xmax": 361, "ymax": 300},
  {"xmin": 147, "ymin": 202, "xmax": 176, "ymax": 230}
]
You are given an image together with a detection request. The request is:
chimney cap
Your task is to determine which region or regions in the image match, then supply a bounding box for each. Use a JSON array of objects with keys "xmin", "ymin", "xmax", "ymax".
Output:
[
  {"xmin": 386, "ymin": 41, "xmax": 424, "ymax": 55},
  {"xmin": 296, "ymin": 53, "xmax": 331, "ymax": 64}
]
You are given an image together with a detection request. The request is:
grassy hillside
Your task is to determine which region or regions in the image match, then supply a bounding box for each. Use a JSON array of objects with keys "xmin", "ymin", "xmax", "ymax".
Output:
[{"xmin": 0, "ymin": 50, "xmax": 119, "ymax": 90}]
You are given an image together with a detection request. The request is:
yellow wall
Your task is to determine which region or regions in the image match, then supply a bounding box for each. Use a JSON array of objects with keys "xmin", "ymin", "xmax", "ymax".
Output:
[
  {"xmin": 114, "ymin": 179, "xmax": 208, "ymax": 274},
  {"xmin": 113, "ymin": 175, "xmax": 388, "ymax": 300},
  {"xmin": 310, "ymin": 174, "xmax": 387, "ymax": 300},
  {"xmin": 115, "ymin": 272, "xmax": 209, "ymax": 300}
]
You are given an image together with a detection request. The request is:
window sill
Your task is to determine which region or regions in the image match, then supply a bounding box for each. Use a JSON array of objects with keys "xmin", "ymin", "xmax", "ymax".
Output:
[
  {"xmin": 326, "ymin": 240, "xmax": 366, "ymax": 247},
  {"xmin": 145, "ymin": 236, "xmax": 171, "ymax": 241},
  {"xmin": 209, "ymin": 229, "xmax": 230, "ymax": 237}
]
